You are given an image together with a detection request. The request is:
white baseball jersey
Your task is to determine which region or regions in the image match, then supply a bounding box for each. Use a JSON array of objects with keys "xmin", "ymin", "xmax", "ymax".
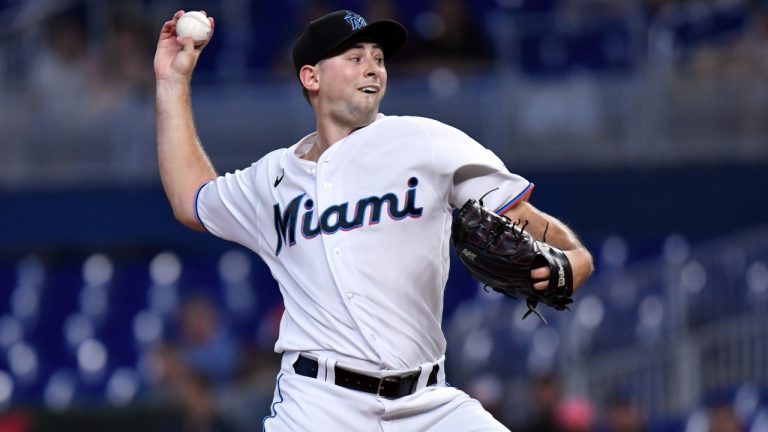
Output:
[{"xmin": 195, "ymin": 114, "xmax": 532, "ymax": 373}]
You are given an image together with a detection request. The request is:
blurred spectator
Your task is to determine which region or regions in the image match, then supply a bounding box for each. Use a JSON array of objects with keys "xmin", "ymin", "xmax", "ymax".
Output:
[
  {"xmin": 149, "ymin": 343, "xmax": 236, "ymax": 432},
  {"xmin": 602, "ymin": 393, "xmax": 647, "ymax": 432},
  {"xmin": 708, "ymin": 402, "xmax": 744, "ymax": 432},
  {"xmin": 23, "ymin": 9, "xmax": 106, "ymax": 168},
  {"xmin": 555, "ymin": 397, "xmax": 597, "ymax": 432},
  {"xmin": 521, "ymin": 372, "xmax": 563, "ymax": 432},
  {"xmin": 403, "ymin": 0, "xmax": 493, "ymax": 73},
  {"xmin": 146, "ymin": 294, "xmax": 240, "ymax": 431},
  {"xmin": 176, "ymin": 294, "xmax": 239, "ymax": 388},
  {"xmin": 177, "ymin": 371, "xmax": 236, "ymax": 432},
  {"xmin": 8, "ymin": 3, "xmax": 161, "ymax": 183},
  {"xmin": 217, "ymin": 303, "xmax": 284, "ymax": 431},
  {"xmin": 27, "ymin": 10, "xmax": 94, "ymax": 110},
  {"xmin": 518, "ymin": 372, "xmax": 598, "ymax": 432},
  {"xmin": 465, "ymin": 374, "xmax": 506, "ymax": 425},
  {"xmin": 98, "ymin": 9, "xmax": 157, "ymax": 179},
  {"xmin": 363, "ymin": 0, "xmax": 402, "ymax": 22},
  {"xmin": 99, "ymin": 10, "xmax": 154, "ymax": 101},
  {"xmin": 141, "ymin": 292, "xmax": 286, "ymax": 431}
]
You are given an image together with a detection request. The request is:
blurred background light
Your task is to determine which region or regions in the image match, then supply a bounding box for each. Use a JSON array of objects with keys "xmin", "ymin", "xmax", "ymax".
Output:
[
  {"xmin": 681, "ymin": 260, "xmax": 707, "ymax": 294},
  {"xmin": 601, "ymin": 235, "xmax": 629, "ymax": 269},
  {"xmin": 575, "ymin": 295, "xmax": 604, "ymax": 329},
  {"xmin": 684, "ymin": 408, "xmax": 708, "ymax": 432},
  {"xmin": 639, "ymin": 296, "xmax": 665, "ymax": 328},
  {"xmin": 132, "ymin": 309, "xmax": 163, "ymax": 346},
  {"xmin": 7, "ymin": 341, "xmax": 38, "ymax": 384},
  {"xmin": 532, "ymin": 326, "xmax": 560, "ymax": 358},
  {"xmin": 218, "ymin": 249, "xmax": 251, "ymax": 283},
  {"xmin": 44, "ymin": 370, "xmax": 76, "ymax": 412},
  {"xmin": 77, "ymin": 338, "xmax": 108, "ymax": 381},
  {"xmin": 746, "ymin": 261, "xmax": 768, "ymax": 294},
  {"xmin": 463, "ymin": 328, "xmax": 493, "ymax": 366},
  {"xmin": 148, "ymin": 282, "xmax": 178, "ymax": 317},
  {"xmin": 11, "ymin": 285, "xmax": 40, "ymax": 324},
  {"xmin": 428, "ymin": 68, "xmax": 460, "ymax": 98},
  {"xmin": 0, "ymin": 315, "xmax": 23, "ymax": 350},
  {"xmin": 82, "ymin": 253, "xmax": 114, "ymax": 287},
  {"xmin": 0, "ymin": 371, "xmax": 14, "ymax": 410},
  {"xmin": 149, "ymin": 252, "xmax": 182, "ymax": 286},
  {"xmin": 105, "ymin": 368, "xmax": 140, "ymax": 407},
  {"xmin": 609, "ymin": 276, "xmax": 638, "ymax": 309}
]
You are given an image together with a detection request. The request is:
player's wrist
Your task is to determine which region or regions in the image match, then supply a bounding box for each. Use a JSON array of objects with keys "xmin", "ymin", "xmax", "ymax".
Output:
[
  {"xmin": 156, "ymin": 76, "xmax": 191, "ymax": 93},
  {"xmin": 563, "ymin": 248, "xmax": 594, "ymax": 290}
]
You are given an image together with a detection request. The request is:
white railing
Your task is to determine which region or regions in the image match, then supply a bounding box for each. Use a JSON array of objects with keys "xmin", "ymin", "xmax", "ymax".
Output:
[
  {"xmin": 603, "ymin": 226, "xmax": 767, "ymax": 412},
  {"xmin": 493, "ymin": 225, "xmax": 768, "ymax": 425}
]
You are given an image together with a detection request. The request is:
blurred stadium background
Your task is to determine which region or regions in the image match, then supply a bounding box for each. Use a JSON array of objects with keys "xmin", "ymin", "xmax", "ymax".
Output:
[{"xmin": 1, "ymin": 0, "xmax": 767, "ymax": 431}]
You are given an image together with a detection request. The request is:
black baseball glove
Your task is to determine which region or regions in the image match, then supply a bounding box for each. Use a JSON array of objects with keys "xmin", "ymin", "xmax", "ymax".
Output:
[{"xmin": 451, "ymin": 198, "xmax": 574, "ymax": 322}]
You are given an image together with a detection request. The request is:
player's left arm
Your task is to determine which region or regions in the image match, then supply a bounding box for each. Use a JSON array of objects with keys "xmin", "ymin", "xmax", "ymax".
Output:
[{"xmin": 503, "ymin": 201, "xmax": 594, "ymax": 292}]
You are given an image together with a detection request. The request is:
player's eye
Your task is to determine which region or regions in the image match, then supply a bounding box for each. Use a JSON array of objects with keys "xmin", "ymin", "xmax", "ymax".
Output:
[
  {"xmin": 349, "ymin": 56, "xmax": 361, "ymax": 63},
  {"xmin": 375, "ymin": 58, "xmax": 384, "ymax": 66}
]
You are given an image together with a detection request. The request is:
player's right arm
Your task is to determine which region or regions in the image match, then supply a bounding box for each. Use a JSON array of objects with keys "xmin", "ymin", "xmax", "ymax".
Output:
[{"xmin": 154, "ymin": 11, "xmax": 216, "ymax": 231}]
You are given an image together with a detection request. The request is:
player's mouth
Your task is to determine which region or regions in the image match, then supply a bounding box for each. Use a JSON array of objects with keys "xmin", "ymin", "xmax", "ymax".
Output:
[{"xmin": 358, "ymin": 85, "xmax": 380, "ymax": 94}]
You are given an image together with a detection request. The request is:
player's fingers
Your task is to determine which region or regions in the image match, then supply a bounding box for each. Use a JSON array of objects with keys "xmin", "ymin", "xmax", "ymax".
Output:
[
  {"xmin": 159, "ymin": 11, "xmax": 184, "ymax": 40},
  {"xmin": 177, "ymin": 36, "xmax": 196, "ymax": 53},
  {"xmin": 160, "ymin": 20, "xmax": 173, "ymax": 36},
  {"xmin": 158, "ymin": 19, "xmax": 180, "ymax": 45},
  {"xmin": 533, "ymin": 280, "xmax": 549, "ymax": 291},
  {"xmin": 531, "ymin": 266, "xmax": 550, "ymax": 281}
]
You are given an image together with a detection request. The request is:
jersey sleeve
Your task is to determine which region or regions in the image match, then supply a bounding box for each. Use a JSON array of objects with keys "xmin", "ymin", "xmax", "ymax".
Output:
[
  {"xmin": 417, "ymin": 118, "xmax": 533, "ymax": 213},
  {"xmin": 195, "ymin": 164, "xmax": 262, "ymax": 252}
]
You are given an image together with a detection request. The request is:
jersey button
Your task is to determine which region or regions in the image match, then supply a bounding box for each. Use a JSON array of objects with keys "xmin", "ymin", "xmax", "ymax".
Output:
[
  {"xmin": 334, "ymin": 247, "xmax": 341, "ymax": 255},
  {"xmin": 308, "ymin": 167, "xmax": 316, "ymax": 175},
  {"xmin": 323, "ymin": 182, "xmax": 332, "ymax": 189},
  {"xmin": 346, "ymin": 293, "xmax": 354, "ymax": 300}
]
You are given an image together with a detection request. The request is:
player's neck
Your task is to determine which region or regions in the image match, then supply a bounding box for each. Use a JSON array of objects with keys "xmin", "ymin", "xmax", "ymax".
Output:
[{"xmin": 305, "ymin": 114, "xmax": 376, "ymax": 162}]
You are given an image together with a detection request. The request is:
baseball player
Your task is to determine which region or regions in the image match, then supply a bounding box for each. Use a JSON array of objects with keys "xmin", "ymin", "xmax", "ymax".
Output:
[{"xmin": 154, "ymin": 9, "xmax": 594, "ymax": 431}]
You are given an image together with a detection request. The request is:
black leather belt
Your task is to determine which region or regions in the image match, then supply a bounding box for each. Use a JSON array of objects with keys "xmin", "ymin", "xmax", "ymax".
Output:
[{"xmin": 292, "ymin": 355, "xmax": 439, "ymax": 399}]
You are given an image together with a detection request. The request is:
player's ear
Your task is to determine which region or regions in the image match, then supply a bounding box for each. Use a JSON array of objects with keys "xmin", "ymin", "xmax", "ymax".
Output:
[{"xmin": 299, "ymin": 65, "xmax": 320, "ymax": 92}]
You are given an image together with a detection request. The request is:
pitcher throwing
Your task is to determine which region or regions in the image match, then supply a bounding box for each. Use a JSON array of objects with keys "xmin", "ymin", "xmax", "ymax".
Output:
[{"xmin": 154, "ymin": 9, "xmax": 594, "ymax": 431}]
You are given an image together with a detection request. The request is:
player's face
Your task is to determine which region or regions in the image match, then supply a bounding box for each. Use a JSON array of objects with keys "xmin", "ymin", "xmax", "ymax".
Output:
[{"xmin": 316, "ymin": 42, "xmax": 387, "ymax": 126}]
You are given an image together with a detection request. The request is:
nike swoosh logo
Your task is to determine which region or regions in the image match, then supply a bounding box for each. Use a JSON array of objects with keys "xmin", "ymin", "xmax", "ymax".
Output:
[{"xmin": 274, "ymin": 169, "xmax": 285, "ymax": 187}]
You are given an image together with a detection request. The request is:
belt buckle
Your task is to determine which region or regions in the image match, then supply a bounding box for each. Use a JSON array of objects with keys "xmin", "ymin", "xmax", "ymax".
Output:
[{"xmin": 376, "ymin": 374, "xmax": 413, "ymax": 399}]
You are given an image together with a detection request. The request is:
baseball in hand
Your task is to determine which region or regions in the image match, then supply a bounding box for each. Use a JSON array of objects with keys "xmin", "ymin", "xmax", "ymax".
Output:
[{"xmin": 176, "ymin": 11, "xmax": 211, "ymax": 45}]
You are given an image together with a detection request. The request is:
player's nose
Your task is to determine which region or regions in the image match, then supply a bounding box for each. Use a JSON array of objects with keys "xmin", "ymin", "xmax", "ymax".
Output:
[{"xmin": 362, "ymin": 57, "xmax": 381, "ymax": 77}]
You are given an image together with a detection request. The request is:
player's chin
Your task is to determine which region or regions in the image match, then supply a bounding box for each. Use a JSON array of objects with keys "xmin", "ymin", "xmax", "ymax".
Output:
[{"xmin": 351, "ymin": 96, "xmax": 381, "ymax": 114}]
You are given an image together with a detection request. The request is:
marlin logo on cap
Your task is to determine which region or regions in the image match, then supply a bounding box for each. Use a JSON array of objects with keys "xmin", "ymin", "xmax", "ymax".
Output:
[{"xmin": 344, "ymin": 11, "xmax": 367, "ymax": 31}]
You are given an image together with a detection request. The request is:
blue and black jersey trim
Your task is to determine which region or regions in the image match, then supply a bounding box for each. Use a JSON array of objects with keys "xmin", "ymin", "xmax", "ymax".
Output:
[
  {"xmin": 495, "ymin": 182, "xmax": 535, "ymax": 215},
  {"xmin": 194, "ymin": 180, "xmax": 214, "ymax": 233},
  {"xmin": 262, "ymin": 373, "xmax": 285, "ymax": 431}
]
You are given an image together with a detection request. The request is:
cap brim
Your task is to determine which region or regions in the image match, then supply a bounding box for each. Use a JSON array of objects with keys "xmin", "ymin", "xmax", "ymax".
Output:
[{"xmin": 323, "ymin": 20, "xmax": 407, "ymax": 61}]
